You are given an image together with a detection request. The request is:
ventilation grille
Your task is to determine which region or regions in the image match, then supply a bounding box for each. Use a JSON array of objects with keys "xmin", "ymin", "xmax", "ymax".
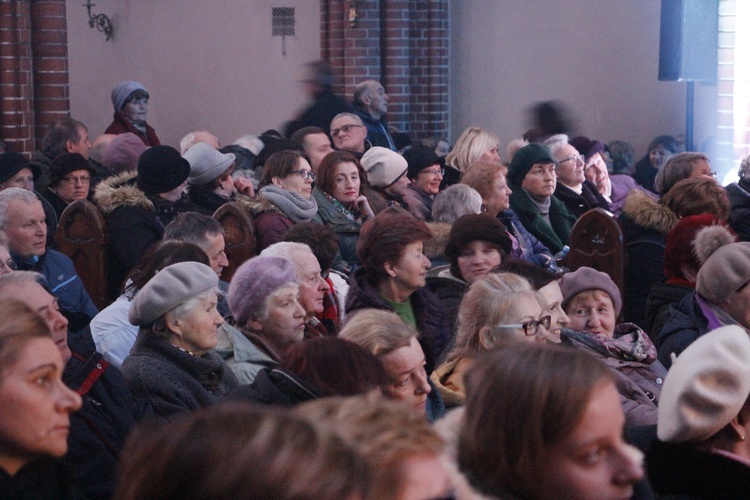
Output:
[{"xmin": 272, "ymin": 7, "xmax": 295, "ymax": 37}]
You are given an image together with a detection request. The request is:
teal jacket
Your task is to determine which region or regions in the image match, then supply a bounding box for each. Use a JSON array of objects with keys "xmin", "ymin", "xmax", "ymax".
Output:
[{"xmin": 507, "ymin": 184, "xmax": 576, "ymax": 253}]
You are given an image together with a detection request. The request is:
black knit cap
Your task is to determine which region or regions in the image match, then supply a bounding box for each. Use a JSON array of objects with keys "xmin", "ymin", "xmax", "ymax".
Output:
[
  {"xmin": 0, "ymin": 152, "xmax": 40, "ymax": 183},
  {"xmin": 403, "ymin": 145, "xmax": 441, "ymax": 180},
  {"xmin": 507, "ymin": 143, "xmax": 555, "ymax": 186},
  {"xmin": 445, "ymin": 213, "xmax": 513, "ymax": 264},
  {"xmin": 49, "ymin": 153, "xmax": 96, "ymax": 186},
  {"xmin": 137, "ymin": 145, "xmax": 190, "ymax": 194}
]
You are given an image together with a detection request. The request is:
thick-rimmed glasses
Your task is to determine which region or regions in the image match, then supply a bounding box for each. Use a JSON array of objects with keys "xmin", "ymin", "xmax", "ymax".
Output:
[
  {"xmin": 495, "ymin": 315, "xmax": 551, "ymax": 336},
  {"xmin": 558, "ymin": 155, "xmax": 584, "ymax": 166},
  {"xmin": 421, "ymin": 168, "xmax": 445, "ymax": 177},
  {"xmin": 291, "ymin": 169, "xmax": 316, "ymax": 181},
  {"xmin": 61, "ymin": 175, "xmax": 91, "ymax": 185}
]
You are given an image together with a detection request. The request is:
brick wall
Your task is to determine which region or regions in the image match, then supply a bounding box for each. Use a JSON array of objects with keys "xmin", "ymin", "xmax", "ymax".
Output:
[
  {"xmin": 321, "ymin": 0, "xmax": 450, "ymax": 143},
  {"xmin": 0, "ymin": 0, "xmax": 69, "ymax": 155}
]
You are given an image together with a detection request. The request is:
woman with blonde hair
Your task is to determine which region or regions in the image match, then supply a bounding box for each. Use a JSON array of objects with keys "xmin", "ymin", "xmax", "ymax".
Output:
[
  {"xmin": 445, "ymin": 126, "xmax": 501, "ymax": 174},
  {"xmin": 431, "ymin": 273, "xmax": 552, "ymax": 406}
]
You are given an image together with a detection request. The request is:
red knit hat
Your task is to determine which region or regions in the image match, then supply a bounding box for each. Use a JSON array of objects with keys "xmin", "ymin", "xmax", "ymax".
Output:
[{"xmin": 664, "ymin": 214, "xmax": 733, "ymax": 285}]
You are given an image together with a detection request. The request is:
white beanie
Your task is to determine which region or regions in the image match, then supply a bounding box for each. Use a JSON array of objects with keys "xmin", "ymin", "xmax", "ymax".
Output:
[{"xmin": 360, "ymin": 147, "xmax": 407, "ymax": 188}]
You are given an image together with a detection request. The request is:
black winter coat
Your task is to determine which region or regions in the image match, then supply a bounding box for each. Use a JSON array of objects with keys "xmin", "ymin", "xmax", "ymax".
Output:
[
  {"xmin": 63, "ymin": 337, "xmax": 150, "ymax": 499},
  {"xmin": 346, "ymin": 268, "xmax": 453, "ymax": 373},
  {"xmin": 553, "ymin": 180, "xmax": 610, "ymax": 219},
  {"xmin": 647, "ymin": 440, "xmax": 750, "ymax": 498},
  {"xmin": 643, "ymin": 282, "xmax": 693, "ymax": 341},
  {"xmin": 0, "ymin": 458, "xmax": 81, "ymax": 500},
  {"xmin": 654, "ymin": 292, "xmax": 710, "ymax": 369},
  {"xmin": 727, "ymin": 179, "xmax": 750, "ymax": 242}
]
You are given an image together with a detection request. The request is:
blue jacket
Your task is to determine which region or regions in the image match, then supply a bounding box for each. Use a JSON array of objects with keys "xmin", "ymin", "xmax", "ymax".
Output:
[
  {"xmin": 498, "ymin": 208, "xmax": 554, "ymax": 267},
  {"xmin": 353, "ymin": 105, "xmax": 396, "ymax": 150},
  {"xmin": 13, "ymin": 249, "xmax": 98, "ymax": 332}
]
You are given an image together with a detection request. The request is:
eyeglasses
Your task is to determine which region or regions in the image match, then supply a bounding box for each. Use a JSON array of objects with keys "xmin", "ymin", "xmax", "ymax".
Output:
[
  {"xmin": 710, "ymin": 170, "xmax": 718, "ymax": 178},
  {"xmin": 495, "ymin": 315, "xmax": 551, "ymax": 336},
  {"xmin": 558, "ymin": 155, "xmax": 584, "ymax": 166},
  {"xmin": 291, "ymin": 169, "xmax": 316, "ymax": 181},
  {"xmin": 61, "ymin": 175, "xmax": 91, "ymax": 185},
  {"xmin": 0, "ymin": 259, "xmax": 16, "ymax": 272},
  {"xmin": 330, "ymin": 124, "xmax": 364, "ymax": 137},
  {"xmin": 421, "ymin": 168, "xmax": 445, "ymax": 177}
]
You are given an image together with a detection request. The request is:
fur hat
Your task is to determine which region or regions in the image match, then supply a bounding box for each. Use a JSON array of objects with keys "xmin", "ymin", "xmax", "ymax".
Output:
[
  {"xmin": 129, "ymin": 261, "xmax": 218, "ymax": 326},
  {"xmin": 403, "ymin": 145, "xmax": 440, "ymax": 180},
  {"xmin": 507, "ymin": 144, "xmax": 555, "ymax": 186},
  {"xmin": 558, "ymin": 266, "xmax": 622, "ymax": 316},
  {"xmin": 664, "ymin": 215, "xmax": 735, "ymax": 283},
  {"xmin": 361, "ymin": 147, "xmax": 408, "ymax": 188},
  {"xmin": 111, "ymin": 81, "xmax": 148, "ymax": 112},
  {"xmin": 227, "ymin": 255, "xmax": 297, "ymax": 327},
  {"xmin": 696, "ymin": 242, "xmax": 750, "ymax": 303},
  {"xmin": 568, "ymin": 136, "xmax": 606, "ymax": 161},
  {"xmin": 48, "ymin": 153, "xmax": 97, "ymax": 186},
  {"xmin": 0, "ymin": 152, "xmax": 40, "ymax": 182},
  {"xmin": 657, "ymin": 325, "xmax": 750, "ymax": 443},
  {"xmin": 136, "ymin": 146, "xmax": 190, "ymax": 194},
  {"xmin": 102, "ymin": 133, "xmax": 148, "ymax": 173},
  {"xmin": 184, "ymin": 142, "xmax": 236, "ymax": 186}
]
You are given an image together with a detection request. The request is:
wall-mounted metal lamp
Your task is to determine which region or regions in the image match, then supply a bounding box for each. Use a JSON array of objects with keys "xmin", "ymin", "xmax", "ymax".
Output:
[
  {"xmin": 84, "ymin": 1, "xmax": 113, "ymax": 41},
  {"xmin": 346, "ymin": 0, "xmax": 358, "ymax": 28}
]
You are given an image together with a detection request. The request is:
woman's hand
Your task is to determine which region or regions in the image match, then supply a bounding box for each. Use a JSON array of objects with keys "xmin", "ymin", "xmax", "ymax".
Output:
[
  {"xmin": 355, "ymin": 195, "xmax": 374, "ymax": 218},
  {"xmin": 234, "ymin": 176, "xmax": 255, "ymax": 198}
]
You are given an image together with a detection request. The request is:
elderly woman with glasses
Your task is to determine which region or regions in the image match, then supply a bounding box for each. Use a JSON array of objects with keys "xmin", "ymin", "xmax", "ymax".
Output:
[
  {"xmin": 431, "ymin": 273, "xmax": 553, "ymax": 407},
  {"xmin": 311, "ymin": 150, "xmax": 374, "ymax": 270},
  {"xmin": 250, "ymin": 150, "xmax": 318, "ymax": 251},
  {"xmin": 42, "ymin": 153, "xmax": 96, "ymax": 220},
  {"xmin": 559, "ymin": 267, "xmax": 667, "ymax": 427}
]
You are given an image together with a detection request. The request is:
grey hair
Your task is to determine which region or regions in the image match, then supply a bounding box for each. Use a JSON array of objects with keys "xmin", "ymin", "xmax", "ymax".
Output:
[
  {"xmin": 654, "ymin": 152, "xmax": 709, "ymax": 194},
  {"xmin": 163, "ymin": 212, "xmax": 224, "ymax": 254},
  {"xmin": 261, "ymin": 242, "xmax": 313, "ymax": 278},
  {"xmin": 543, "ymin": 134, "xmax": 570, "ymax": 158},
  {"xmin": 0, "ymin": 188, "xmax": 40, "ymax": 230},
  {"xmin": 741, "ymin": 155, "xmax": 750, "ymax": 179},
  {"xmin": 353, "ymin": 80, "xmax": 379, "ymax": 106},
  {"xmin": 165, "ymin": 287, "xmax": 219, "ymax": 328},
  {"xmin": 432, "ymin": 184, "xmax": 483, "ymax": 223},
  {"xmin": 330, "ymin": 113, "xmax": 364, "ymax": 128},
  {"xmin": 0, "ymin": 270, "xmax": 46, "ymax": 299}
]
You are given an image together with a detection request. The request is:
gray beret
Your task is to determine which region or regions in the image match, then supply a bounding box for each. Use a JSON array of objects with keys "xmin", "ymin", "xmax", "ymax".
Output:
[
  {"xmin": 129, "ymin": 261, "xmax": 218, "ymax": 326},
  {"xmin": 696, "ymin": 242, "xmax": 750, "ymax": 304}
]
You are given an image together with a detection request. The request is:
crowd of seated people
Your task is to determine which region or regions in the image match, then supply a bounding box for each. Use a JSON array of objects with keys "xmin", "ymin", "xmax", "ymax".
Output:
[{"xmin": 3, "ymin": 70, "xmax": 750, "ymax": 498}]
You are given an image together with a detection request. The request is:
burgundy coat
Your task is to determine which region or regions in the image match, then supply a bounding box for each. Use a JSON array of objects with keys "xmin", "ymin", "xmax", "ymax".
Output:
[{"xmin": 104, "ymin": 112, "xmax": 161, "ymax": 147}]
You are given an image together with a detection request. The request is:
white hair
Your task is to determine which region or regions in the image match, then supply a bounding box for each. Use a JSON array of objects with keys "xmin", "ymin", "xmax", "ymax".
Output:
[{"xmin": 261, "ymin": 241, "xmax": 314, "ymax": 277}]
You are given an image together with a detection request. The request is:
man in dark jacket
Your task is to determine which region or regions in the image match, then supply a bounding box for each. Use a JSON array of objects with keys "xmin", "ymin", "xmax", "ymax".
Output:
[
  {"xmin": 0, "ymin": 272, "xmax": 149, "ymax": 499},
  {"xmin": 352, "ymin": 79, "xmax": 396, "ymax": 150}
]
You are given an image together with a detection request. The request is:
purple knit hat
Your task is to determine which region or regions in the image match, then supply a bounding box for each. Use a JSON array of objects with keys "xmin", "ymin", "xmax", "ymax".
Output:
[
  {"xmin": 558, "ymin": 266, "xmax": 622, "ymax": 316},
  {"xmin": 227, "ymin": 255, "xmax": 297, "ymax": 326}
]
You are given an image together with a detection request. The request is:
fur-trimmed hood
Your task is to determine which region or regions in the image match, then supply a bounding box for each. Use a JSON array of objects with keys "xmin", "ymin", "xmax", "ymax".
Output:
[
  {"xmin": 621, "ymin": 189, "xmax": 678, "ymax": 235},
  {"xmin": 424, "ymin": 221, "xmax": 451, "ymax": 261},
  {"xmin": 93, "ymin": 171, "xmax": 153, "ymax": 215},
  {"xmin": 237, "ymin": 194, "xmax": 285, "ymax": 218}
]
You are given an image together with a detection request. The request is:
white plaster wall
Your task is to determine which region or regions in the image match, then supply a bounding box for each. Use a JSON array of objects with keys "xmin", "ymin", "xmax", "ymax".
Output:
[
  {"xmin": 450, "ymin": 0, "xmax": 717, "ymax": 161},
  {"xmin": 66, "ymin": 0, "xmax": 321, "ymax": 148}
]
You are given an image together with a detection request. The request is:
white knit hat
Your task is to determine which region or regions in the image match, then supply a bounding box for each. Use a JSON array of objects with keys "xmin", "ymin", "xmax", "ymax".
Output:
[
  {"xmin": 184, "ymin": 142, "xmax": 236, "ymax": 186},
  {"xmin": 657, "ymin": 325, "xmax": 750, "ymax": 443},
  {"xmin": 360, "ymin": 147, "xmax": 407, "ymax": 188}
]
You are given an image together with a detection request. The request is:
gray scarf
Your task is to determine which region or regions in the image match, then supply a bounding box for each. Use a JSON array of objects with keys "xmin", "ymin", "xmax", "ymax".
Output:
[
  {"xmin": 524, "ymin": 188, "xmax": 552, "ymax": 226},
  {"xmin": 259, "ymin": 185, "xmax": 318, "ymax": 223}
]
